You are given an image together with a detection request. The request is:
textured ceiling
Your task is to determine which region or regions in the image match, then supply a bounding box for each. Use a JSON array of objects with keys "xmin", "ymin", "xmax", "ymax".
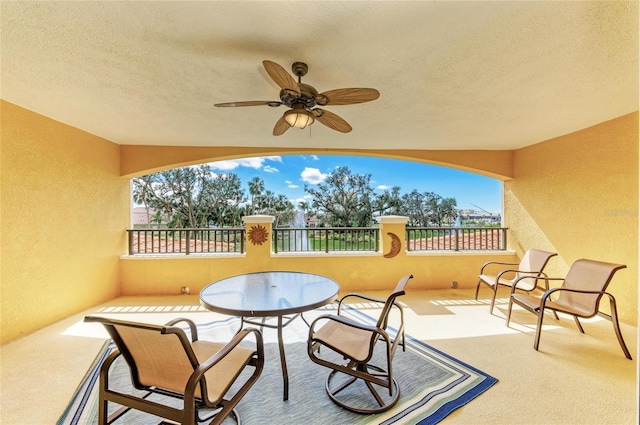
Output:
[{"xmin": 1, "ymin": 1, "xmax": 637, "ymax": 151}]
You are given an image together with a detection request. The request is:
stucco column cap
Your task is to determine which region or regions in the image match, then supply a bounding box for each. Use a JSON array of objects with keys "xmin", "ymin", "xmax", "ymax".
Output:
[
  {"xmin": 375, "ymin": 215, "xmax": 410, "ymax": 224},
  {"xmin": 243, "ymin": 215, "xmax": 275, "ymax": 223}
]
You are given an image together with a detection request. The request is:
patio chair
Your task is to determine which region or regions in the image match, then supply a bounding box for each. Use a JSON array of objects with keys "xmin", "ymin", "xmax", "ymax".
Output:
[
  {"xmin": 506, "ymin": 259, "xmax": 631, "ymax": 359},
  {"xmin": 84, "ymin": 316, "xmax": 264, "ymax": 425},
  {"xmin": 475, "ymin": 248, "xmax": 557, "ymax": 314},
  {"xmin": 307, "ymin": 274, "xmax": 413, "ymax": 414}
]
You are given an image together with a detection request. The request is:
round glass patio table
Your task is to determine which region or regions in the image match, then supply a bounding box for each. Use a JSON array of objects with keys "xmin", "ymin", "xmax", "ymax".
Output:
[{"xmin": 199, "ymin": 271, "xmax": 339, "ymax": 401}]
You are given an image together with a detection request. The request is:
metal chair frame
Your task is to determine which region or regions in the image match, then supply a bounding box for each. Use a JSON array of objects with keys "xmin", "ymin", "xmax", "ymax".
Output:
[
  {"xmin": 506, "ymin": 259, "xmax": 631, "ymax": 360},
  {"xmin": 475, "ymin": 249, "xmax": 558, "ymax": 314},
  {"xmin": 84, "ymin": 316, "xmax": 264, "ymax": 425},
  {"xmin": 307, "ymin": 274, "xmax": 413, "ymax": 414}
]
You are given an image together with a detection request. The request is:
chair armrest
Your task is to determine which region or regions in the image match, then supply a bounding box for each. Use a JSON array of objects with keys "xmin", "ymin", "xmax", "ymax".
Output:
[
  {"xmin": 337, "ymin": 293, "xmax": 387, "ymax": 314},
  {"xmin": 543, "ymin": 286, "xmax": 607, "ymax": 297},
  {"xmin": 309, "ymin": 313, "xmax": 381, "ymax": 335},
  {"xmin": 510, "ymin": 276, "xmax": 564, "ymax": 294},
  {"xmin": 339, "ymin": 292, "xmax": 386, "ymax": 304},
  {"xmin": 495, "ymin": 268, "xmax": 520, "ymax": 279},
  {"xmin": 194, "ymin": 327, "xmax": 264, "ymax": 376},
  {"xmin": 336, "ymin": 295, "xmax": 405, "ymax": 330},
  {"xmin": 496, "ymin": 268, "xmax": 544, "ymax": 280},
  {"xmin": 510, "ymin": 272, "xmax": 550, "ymax": 289},
  {"xmin": 480, "ymin": 260, "xmax": 518, "ymax": 274},
  {"xmin": 165, "ymin": 317, "xmax": 198, "ymax": 341},
  {"xmin": 536, "ymin": 286, "xmax": 607, "ymax": 311}
]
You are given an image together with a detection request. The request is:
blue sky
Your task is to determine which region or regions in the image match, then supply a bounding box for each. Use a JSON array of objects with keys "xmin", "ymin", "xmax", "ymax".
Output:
[{"xmin": 208, "ymin": 155, "xmax": 503, "ymax": 214}]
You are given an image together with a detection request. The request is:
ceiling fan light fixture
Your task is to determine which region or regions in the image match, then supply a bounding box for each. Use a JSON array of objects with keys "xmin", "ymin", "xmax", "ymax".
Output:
[{"xmin": 283, "ymin": 109, "xmax": 315, "ymax": 129}]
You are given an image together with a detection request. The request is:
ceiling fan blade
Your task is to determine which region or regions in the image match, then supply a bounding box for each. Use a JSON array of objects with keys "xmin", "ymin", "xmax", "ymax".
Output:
[
  {"xmin": 214, "ymin": 100, "xmax": 281, "ymax": 107},
  {"xmin": 317, "ymin": 88, "xmax": 380, "ymax": 106},
  {"xmin": 273, "ymin": 116, "xmax": 290, "ymax": 136},
  {"xmin": 313, "ymin": 108, "xmax": 352, "ymax": 133},
  {"xmin": 263, "ymin": 60, "xmax": 301, "ymax": 95}
]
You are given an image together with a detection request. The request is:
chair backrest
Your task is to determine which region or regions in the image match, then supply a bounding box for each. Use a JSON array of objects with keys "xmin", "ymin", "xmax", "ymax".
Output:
[
  {"xmin": 86, "ymin": 316, "xmax": 204, "ymax": 397},
  {"xmin": 557, "ymin": 259, "xmax": 626, "ymax": 315},
  {"xmin": 516, "ymin": 249, "xmax": 557, "ymax": 280},
  {"xmin": 377, "ymin": 274, "xmax": 413, "ymax": 330}
]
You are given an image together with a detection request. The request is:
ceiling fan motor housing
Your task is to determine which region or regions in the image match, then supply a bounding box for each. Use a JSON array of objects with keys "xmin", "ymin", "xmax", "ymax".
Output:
[{"xmin": 279, "ymin": 83, "xmax": 321, "ymax": 108}]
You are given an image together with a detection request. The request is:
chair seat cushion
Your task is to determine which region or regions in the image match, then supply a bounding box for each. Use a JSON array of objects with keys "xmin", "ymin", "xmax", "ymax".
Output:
[
  {"xmin": 313, "ymin": 318, "xmax": 375, "ymax": 362},
  {"xmin": 511, "ymin": 293, "xmax": 540, "ymax": 311},
  {"xmin": 511, "ymin": 293, "xmax": 594, "ymax": 317},
  {"xmin": 192, "ymin": 340, "xmax": 256, "ymax": 403}
]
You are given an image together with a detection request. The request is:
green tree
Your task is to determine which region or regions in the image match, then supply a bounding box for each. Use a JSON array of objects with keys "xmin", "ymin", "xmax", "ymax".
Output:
[
  {"xmin": 429, "ymin": 196, "xmax": 458, "ymax": 226},
  {"xmin": 253, "ymin": 189, "xmax": 295, "ymax": 227},
  {"xmin": 248, "ymin": 176, "xmax": 265, "ymax": 215},
  {"xmin": 374, "ymin": 186, "xmax": 403, "ymax": 217},
  {"xmin": 401, "ymin": 190, "xmax": 431, "ymax": 226},
  {"xmin": 132, "ymin": 174, "xmax": 158, "ymax": 227},
  {"xmin": 305, "ymin": 166, "xmax": 375, "ymax": 227},
  {"xmin": 132, "ymin": 165, "xmax": 247, "ymax": 228},
  {"xmin": 204, "ymin": 173, "xmax": 246, "ymax": 226},
  {"xmin": 399, "ymin": 190, "xmax": 458, "ymax": 227}
]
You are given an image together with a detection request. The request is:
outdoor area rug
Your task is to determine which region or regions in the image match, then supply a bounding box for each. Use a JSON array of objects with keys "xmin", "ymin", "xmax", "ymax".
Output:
[{"xmin": 58, "ymin": 305, "xmax": 497, "ymax": 425}]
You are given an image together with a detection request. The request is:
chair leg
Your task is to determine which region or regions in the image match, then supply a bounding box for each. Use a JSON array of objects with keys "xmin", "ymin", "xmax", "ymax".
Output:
[
  {"xmin": 533, "ymin": 309, "xmax": 545, "ymax": 351},
  {"xmin": 573, "ymin": 316, "xmax": 585, "ymax": 334},
  {"xmin": 506, "ymin": 296, "xmax": 514, "ymax": 327},
  {"xmin": 489, "ymin": 284, "xmax": 498, "ymax": 314},
  {"xmin": 324, "ymin": 364, "xmax": 400, "ymax": 414},
  {"xmin": 474, "ymin": 279, "xmax": 482, "ymax": 300},
  {"xmin": 607, "ymin": 295, "xmax": 633, "ymax": 360}
]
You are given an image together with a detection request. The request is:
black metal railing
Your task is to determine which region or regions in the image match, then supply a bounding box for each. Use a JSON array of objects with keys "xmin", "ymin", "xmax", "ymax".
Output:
[
  {"xmin": 273, "ymin": 227, "xmax": 379, "ymax": 253},
  {"xmin": 126, "ymin": 226, "xmax": 506, "ymax": 255},
  {"xmin": 406, "ymin": 227, "xmax": 507, "ymax": 251},
  {"xmin": 127, "ymin": 228, "xmax": 245, "ymax": 255}
]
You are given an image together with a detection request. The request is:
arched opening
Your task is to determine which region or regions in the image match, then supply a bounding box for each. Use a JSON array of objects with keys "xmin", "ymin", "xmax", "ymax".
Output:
[{"xmin": 131, "ymin": 154, "xmax": 502, "ymax": 230}]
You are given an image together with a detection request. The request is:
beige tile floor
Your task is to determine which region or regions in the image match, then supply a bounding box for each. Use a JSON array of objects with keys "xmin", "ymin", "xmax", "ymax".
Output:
[{"xmin": 1, "ymin": 288, "xmax": 637, "ymax": 424}]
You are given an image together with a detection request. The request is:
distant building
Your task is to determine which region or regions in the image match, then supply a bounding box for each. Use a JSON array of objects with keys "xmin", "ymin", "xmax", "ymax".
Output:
[
  {"xmin": 132, "ymin": 207, "xmax": 164, "ymax": 227},
  {"xmin": 305, "ymin": 215, "xmax": 320, "ymax": 227},
  {"xmin": 457, "ymin": 209, "xmax": 501, "ymax": 224}
]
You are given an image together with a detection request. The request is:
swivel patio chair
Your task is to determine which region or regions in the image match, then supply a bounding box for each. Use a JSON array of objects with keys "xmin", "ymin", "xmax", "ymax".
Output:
[
  {"xmin": 307, "ymin": 274, "xmax": 413, "ymax": 414},
  {"xmin": 475, "ymin": 248, "xmax": 557, "ymax": 314},
  {"xmin": 506, "ymin": 259, "xmax": 631, "ymax": 359},
  {"xmin": 84, "ymin": 316, "xmax": 264, "ymax": 425}
]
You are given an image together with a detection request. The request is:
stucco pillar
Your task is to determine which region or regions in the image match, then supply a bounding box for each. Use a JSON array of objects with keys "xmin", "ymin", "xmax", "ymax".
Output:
[
  {"xmin": 243, "ymin": 215, "xmax": 275, "ymax": 261},
  {"xmin": 375, "ymin": 215, "xmax": 410, "ymax": 259}
]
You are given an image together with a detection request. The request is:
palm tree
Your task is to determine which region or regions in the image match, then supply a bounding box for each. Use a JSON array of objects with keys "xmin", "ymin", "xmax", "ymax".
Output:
[{"xmin": 248, "ymin": 177, "xmax": 264, "ymax": 215}]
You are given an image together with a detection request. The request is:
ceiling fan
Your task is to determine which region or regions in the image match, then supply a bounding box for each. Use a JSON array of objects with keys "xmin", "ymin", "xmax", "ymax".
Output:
[{"xmin": 214, "ymin": 60, "xmax": 380, "ymax": 136}]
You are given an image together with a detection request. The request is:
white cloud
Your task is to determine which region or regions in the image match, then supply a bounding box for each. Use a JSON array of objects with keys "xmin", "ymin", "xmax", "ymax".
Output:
[
  {"xmin": 377, "ymin": 184, "xmax": 390, "ymax": 190},
  {"xmin": 292, "ymin": 194, "xmax": 313, "ymax": 203},
  {"xmin": 301, "ymin": 167, "xmax": 328, "ymax": 185},
  {"xmin": 209, "ymin": 156, "xmax": 282, "ymax": 171},
  {"xmin": 311, "ymin": 155, "xmax": 319, "ymax": 160},
  {"xmin": 288, "ymin": 183, "xmax": 299, "ymax": 189},
  {"xmin": 263, "ymin": 165, "xmax": 279, "ymax": 173}
]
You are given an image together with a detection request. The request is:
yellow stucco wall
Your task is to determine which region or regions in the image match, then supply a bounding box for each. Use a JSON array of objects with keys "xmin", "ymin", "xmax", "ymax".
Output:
[
  {"xmin": 505, "ymin": 112, "xmax": 638, "ymax": 324},
  {"xmin": 0, "ymin": 101, "xmax": 128, "ymax": 343},
  {"xmin": 119, "ymin": 251, "xmax": 516, "ymax": 296}
]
